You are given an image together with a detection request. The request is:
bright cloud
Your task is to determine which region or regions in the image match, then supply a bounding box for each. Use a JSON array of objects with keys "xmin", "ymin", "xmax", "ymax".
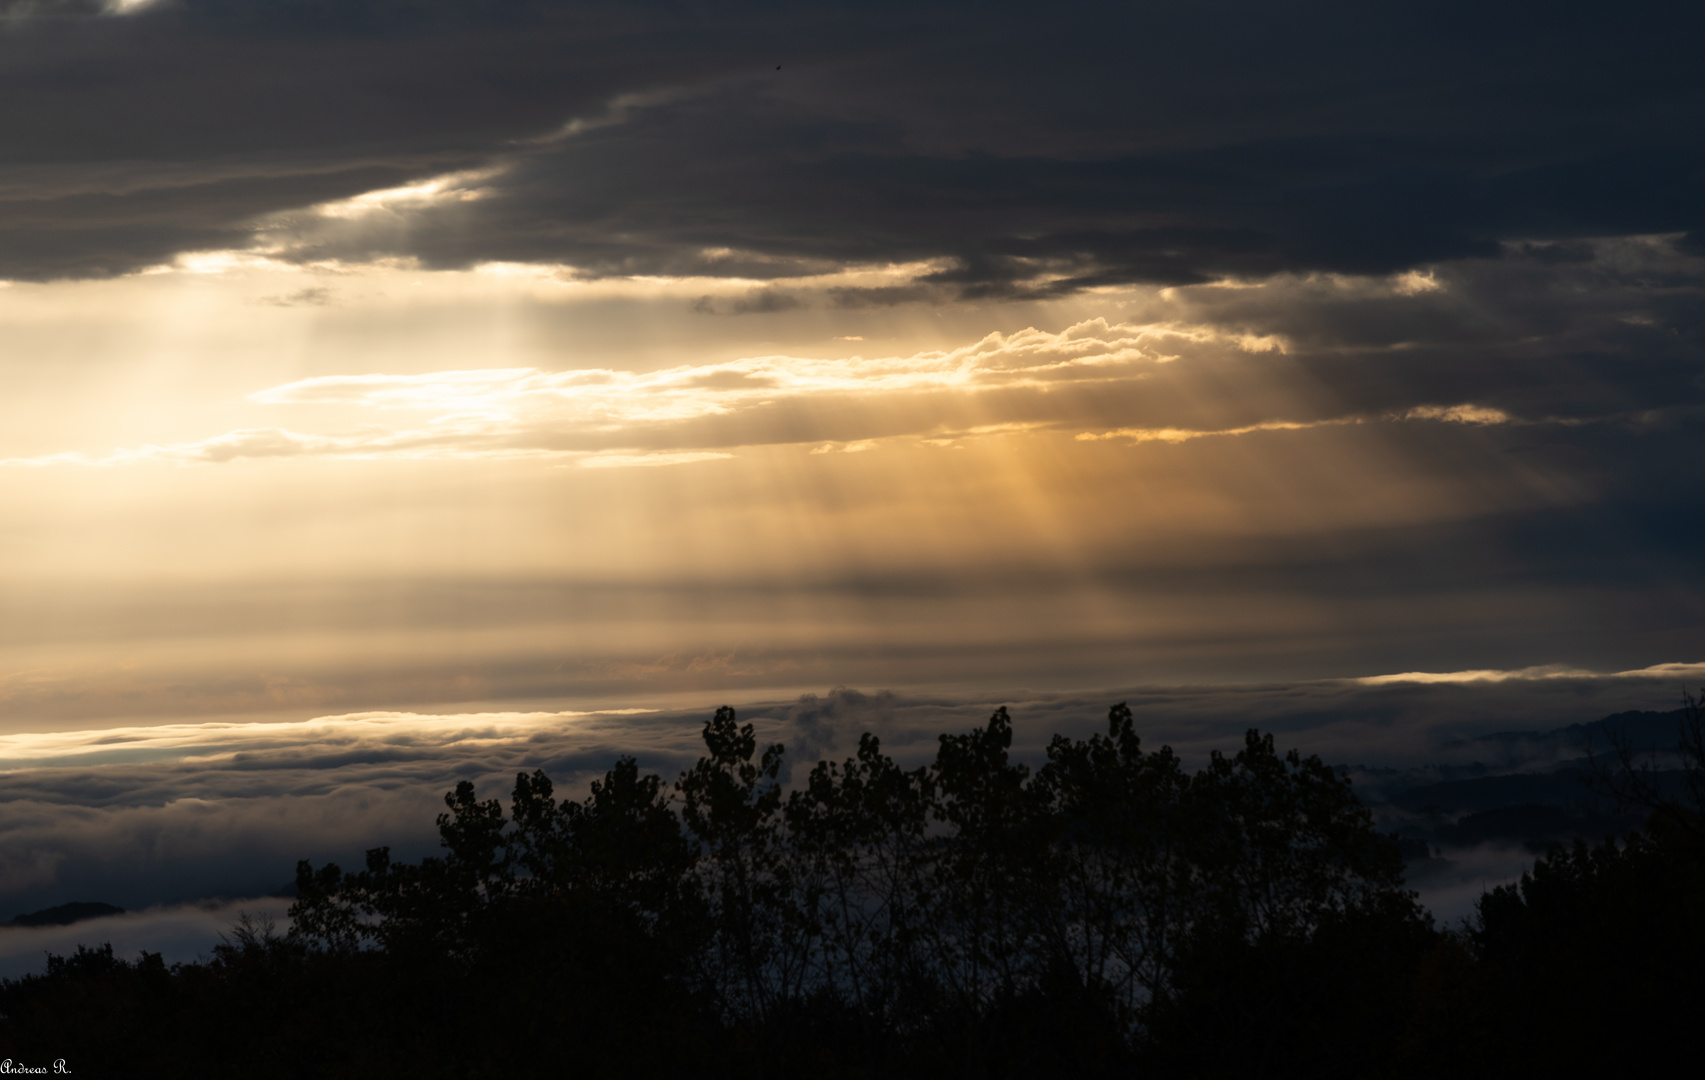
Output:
[
  {"xmin": 253, "ymin": 318, "xmax": 1181, "ymax": 411},
  {"xmin": 0, "ymin": 319, "xmax": 1199, "ymax": 467},
  {"xmin": 1403, "ymin": 404, "xmax": 1512, "ymax": 425},
  {"xmin": 1356, "ymin": 661, "xmax": 1705, "ymax": 686},
  {"xmin": 0, "ymin": 319, "xmax": 1547, "ymax": 469},
  {"xmin": 309, "ymin": 168, "xmax": 502, "ymax": 222},
  {"xmin": 0, "ymin": 709, "xmax": 649, "ymax": 771},
  {"xmin": 1076, "ymin": 417, "xmax": 1363, "ymax": 444}
]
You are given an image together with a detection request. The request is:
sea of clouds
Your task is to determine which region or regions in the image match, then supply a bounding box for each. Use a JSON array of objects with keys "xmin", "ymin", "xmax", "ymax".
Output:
[{"xmin": 2, "ymin": 662, "xmax": 1701, "ymax": 972}]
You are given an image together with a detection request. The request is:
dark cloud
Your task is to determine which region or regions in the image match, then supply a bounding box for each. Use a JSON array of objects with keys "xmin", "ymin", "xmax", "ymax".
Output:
[
  {"xmin": 691, "ymin": 288, "xmax": 804, "ymax": 316},
  {"xmin": 0, "ymin": 1, "xmax": 1698, "ymax": 286},
  {"xmin": 4, "ymin": 0, "xmax": 1702, "ymax": 971},
  {"xmin": 257, "ymin": 285, "xmax": 332, "ymax": 306}
]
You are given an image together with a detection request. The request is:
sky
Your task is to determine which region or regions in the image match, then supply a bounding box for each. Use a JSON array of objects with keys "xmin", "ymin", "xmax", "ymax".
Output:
[{"xmin": 0, "ymin": 0, "xmax": 1702, "ymax": 940}]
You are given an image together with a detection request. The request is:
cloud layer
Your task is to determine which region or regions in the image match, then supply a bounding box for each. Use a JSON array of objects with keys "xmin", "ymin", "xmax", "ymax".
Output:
[
  {"xmin": 0, "ymin": 0, "xmax": 1701, "ymax": 974},
  {"xmin": 0, "ymin": 1, "xmax": 1700, "ymax": 292},
  {"xmin": 10, "ymin": 230, "xmax": 1703, "ymax": 470},
  {"xmin": 1, "ymin": 668, "xmax": 1698, "ymax": 961}
]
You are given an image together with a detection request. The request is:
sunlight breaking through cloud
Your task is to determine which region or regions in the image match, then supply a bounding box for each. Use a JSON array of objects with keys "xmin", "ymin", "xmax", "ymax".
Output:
[{"xmin": 0, "ymin": 318, "xmax": 1573, "ymax": 470}]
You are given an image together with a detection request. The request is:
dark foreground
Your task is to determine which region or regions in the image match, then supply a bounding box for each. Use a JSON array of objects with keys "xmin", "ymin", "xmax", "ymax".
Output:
[{"xmin": 3, "ymin": 703, "xmax": 1701, "ymax": 1079}]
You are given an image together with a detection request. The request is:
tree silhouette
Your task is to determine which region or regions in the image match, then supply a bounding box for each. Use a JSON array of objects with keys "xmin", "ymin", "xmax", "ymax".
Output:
[
  {"xmin": 11, "ymin": 700, "xmax": 1691, "ymax": 1078},
  {"xmin": 1589, "ymin": 688, "xmax": 1705, "ymax": 843}
]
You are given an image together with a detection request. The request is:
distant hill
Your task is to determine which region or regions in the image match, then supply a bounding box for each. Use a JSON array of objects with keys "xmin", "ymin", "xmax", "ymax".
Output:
[
  {"xmin": 1436, "ymin": 709, "xmax": 1689, "ymax": 770},
  {"xmin": 6, "ymin": 902, "xmax": 125, "ymax": 928},
  {"xmin": 1345, "ymin": 707, "xmax": 1690, "ymax": 874}
]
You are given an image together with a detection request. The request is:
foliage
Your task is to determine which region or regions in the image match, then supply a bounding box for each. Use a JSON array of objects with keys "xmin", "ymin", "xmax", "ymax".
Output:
[
  {"xmin": 1589, "ymin": 687, "xmax": 1705, "ymax": 842},
  {"xmin": 284, "ymin": 703, "xmax": 1426, "ymax": 1077},
  {"xmin": 7, "ymin": 699, "xmax": 1695, "ymax": 1077},
  {"xmin": 1394, "ymin": 690, "xmax": 1705, "ymax": 1079}
]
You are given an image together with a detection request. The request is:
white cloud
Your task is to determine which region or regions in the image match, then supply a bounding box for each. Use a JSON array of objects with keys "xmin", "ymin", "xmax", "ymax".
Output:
[
  {"xmin": 809, "ymin": 440, "xmax": 877, "ymax": 455},
  {"xmin": 521, "ymin": 90, "xmax": 687, "ymax": 146},
  {"xmin": 1392, "ymin": 269, "xmax": 1444, "ymax": 296},
  {"xmin": 1403, "ymin": 403, "xmax": 1512, "ymax": 425},
  {"xmin": 0, "ymin": 708, "xmax": 648, "ymax": 771},
  {"xmin": 2, "ymin": 319, "xmax": 1196, "ymax": 467},
  {"xmin": 0, "ymin": 315, "xmax": 1618, "ymax": 470},
  {"xmin": 1076, "ymin": 417, "xmax": 1362, "ymax": 444},
  {"xmin": 255, "ymin": 318, "xmax": 1179, "ymax": 411},
  {"xmin": 310, "ymin": 168, "xmax": 503, "ymax": 222},
  {"xmin": 1076, "ymin": 400, "xmax": 1523, "ymax": 446},
  {"xmin": 575, "ymin": 451, "xmax": 733, "ymax": 469},
  {"xmin": 1356, "ymin": 660, "xmax": 1705, "ymax": 685}
]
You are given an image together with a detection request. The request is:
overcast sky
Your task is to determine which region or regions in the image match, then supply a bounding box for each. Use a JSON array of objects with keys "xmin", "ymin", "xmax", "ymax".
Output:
[{"xmin": 0, "ymin": 0, "xmax": 1701, "ymax": 924}]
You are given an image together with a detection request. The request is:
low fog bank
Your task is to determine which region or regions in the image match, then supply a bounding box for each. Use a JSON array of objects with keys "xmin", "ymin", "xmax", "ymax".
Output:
[
  {"xmin": 0, "ymin": 667, "xmax": 1697, "ymax": 970},
  {"xmin": 0, "ymin": 899, "xmax": 292, "ymax": 981},
  {"xmin": 1405, "ymin": 844, "xmax": 1561, "ymax": 925},
  {"xmin": 1346, "ymin": 708, "xmax": 1691, "ymax": 923}
]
